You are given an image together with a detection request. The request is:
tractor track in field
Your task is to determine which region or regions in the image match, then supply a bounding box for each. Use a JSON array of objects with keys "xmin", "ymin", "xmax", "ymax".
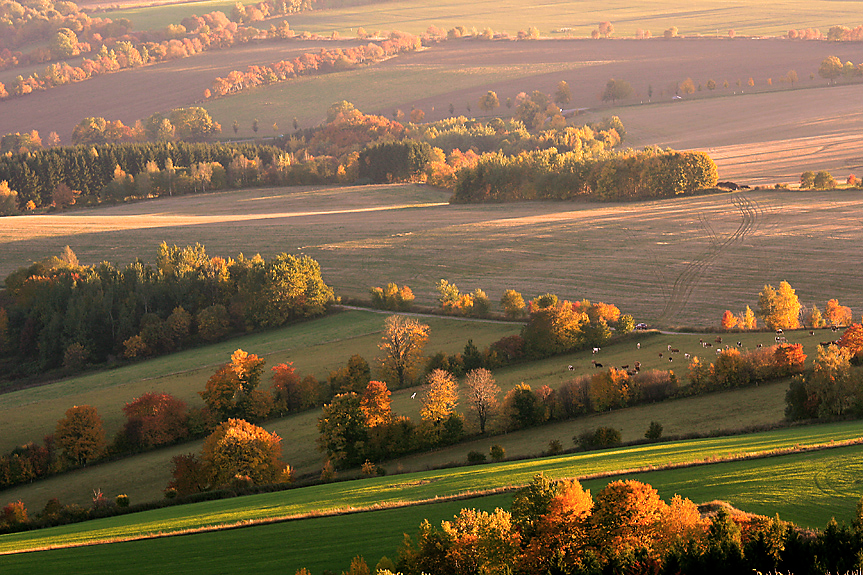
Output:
[{"xmin": 656, "ymin": 193, "xmax": 763, "ymax": 324}]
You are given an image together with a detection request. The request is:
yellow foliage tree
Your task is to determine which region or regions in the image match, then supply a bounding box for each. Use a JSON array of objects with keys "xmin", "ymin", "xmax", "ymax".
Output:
[
  {"xmin": 378, "ymin": 315, "xmax": 429, "ymax": 388},
  {"xmin": 420, "ymin": 369, "xmax": 459, "ymax": 423},
  {"xmin": 55, "ymin": 405, "xmax": 106, "ymax": 466},
  {"xmin": 757, "ymin": 281, "xmax": 800, "ymax": 330},
  {"xmin": 201, "ymin": 418, "xmax": 283, "ymax": 486}
]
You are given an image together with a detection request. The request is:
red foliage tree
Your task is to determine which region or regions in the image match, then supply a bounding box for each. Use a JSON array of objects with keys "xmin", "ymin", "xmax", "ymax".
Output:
[{"xmin": 122, "ymin": 392, "xmax": 188, "ymax": 448}]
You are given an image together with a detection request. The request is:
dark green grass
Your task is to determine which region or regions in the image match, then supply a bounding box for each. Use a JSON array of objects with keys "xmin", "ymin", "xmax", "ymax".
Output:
[
  {"xmin": 1, "ymin": 420, "xmax": 862, "ymax": 556},
  {"xmin": 2, "ymin": 441, "xmax": 862, "ymax": 573}
]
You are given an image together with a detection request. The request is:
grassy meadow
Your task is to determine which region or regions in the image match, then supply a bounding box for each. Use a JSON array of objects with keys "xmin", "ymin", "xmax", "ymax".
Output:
[
  {"xmin": 2, "ymin": 421, "xmax": 863, "ymax": 570},
  {"xmin": 0, "ymin": 320, "xmax": 799, "ymax": 510}
]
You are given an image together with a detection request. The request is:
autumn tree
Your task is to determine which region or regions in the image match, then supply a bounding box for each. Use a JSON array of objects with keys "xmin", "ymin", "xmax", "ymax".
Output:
[
  {"xmin": 55, "ymin": 405, "xmax": 106, "ymax": 466},
  {"xmin": 478, "ymin": 91, "xmax": 500, "ymax": 113},
  {"xmin": 464, "ymin": 368, "xmax": 500, "ymax": 433},
  {"xmin": 807, "ymin": 305, "xmax": 826, "ymax": 328},
  {"xmin": 809, "ymin": 344, "xmax": 857, "ymax": 417},
  {"xmin": 378, "ymin": 315, "xmax": 430, "ymax": 388},
  {"xmin": 819, "ymin": 55, "xmax": 843, "ymax": 84},
  {"xmin": 679, "ymin": 77, "xmax": 696, "ymax": 94},
  {"xmin": 588, "ymin": 479, "xmax": 668, "ymax": 562},
  {"xmin": 838, "ymin": 324, "xmax": 863, "ymax": 358},
  {"xmin": 554, "ymin": 81, "xmax": 572, "ymax": 106},
  {"xmin": 122, "ymin": 392, "xmax": 188, "ymax": 449},
  {"xmin": 740, "ymin": 306, "xmax": 757, "ymax": 330},
  {"xmin": 200, "ymin": 418, "xmax": 283, "ymax": 486},
  {"xmin": 598, "ymin": 21, "xmax": 614, "ymax": 38},
  {"xmin": 421, "ymin": 369, "xmax": 459, "ymax": 424},
  {"xmin": 786, "ymin": 69, "xmax": 799, "ymax": 85},
  {"xmin": 271, "ymin": 362, "xmax": 309, "ymax": 414},
  {"xmin": 201, "ymin": 349, "xmax": 272, "ymax": 421},
  {"xmin": 721, "ymin": 310, "xmax": 738, "ymax": 330},
  {"xmin": 601, "ymin": 78, "xmax": 633, "ymax": 104},
  {"xmin": 757, "ymin": 281, "xmax": 800, "ymax": 330},
  {"xmin": 825, "ymin": 299, "xmax": 853, "ymax": 327},
  {"xmin": 360, "ymin": 380, "xmax": 392, "ymax": 427}
]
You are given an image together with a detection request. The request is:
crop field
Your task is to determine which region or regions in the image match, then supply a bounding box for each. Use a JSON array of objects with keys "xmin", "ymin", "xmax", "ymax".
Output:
[
  {"xmin": 2, "ymin": 38, "xmax": 862, "ymax": 184},
  {"xmin": 4, "ymin": 184, "xmax": 863, "ymax": 327},
  {"xmin": 2, "ymin": 421, "xmax": 863, "ymax": 571},
  {"xmin": 100, "ymin": 0, "xmax": 863, "ymax": 39}
]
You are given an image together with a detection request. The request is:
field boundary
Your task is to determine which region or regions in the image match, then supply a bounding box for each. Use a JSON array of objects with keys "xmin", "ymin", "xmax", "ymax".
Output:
[{"xmin": 4, "ymin": 435, "xmax": 862, "ymax": 556}]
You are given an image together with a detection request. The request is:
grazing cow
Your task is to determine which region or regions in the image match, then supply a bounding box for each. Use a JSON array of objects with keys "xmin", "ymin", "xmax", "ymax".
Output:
[
  {"xmin": 832, "ymin": 326, "xmax": 839, "ymax": 332},
  {"xmin": 634, "ymin": 361, "xmax": 642, "ymax": 368},
  {"xmin": 809, "ymin": 331, "xmax": 816, "ymax": 336},
  {"xmin": 593, "ymin": 347, "xmax": 601, "ymax": 354},
  {"xmin": 667, "ymin": 345, "xmax": 672, "ymax": 351},
  {"xmin": 410, "ymin": 392, "xmax": 417, "ymax": 399},
  {"xmin": 628, "ymin": 369, "xmax": 638, "ymax": 376},
  {"xmin": 637, "ymin": 342, "xmax": 641, "ymax": 349},
  {"xmin": 684, "ymin": 353, "xmax": 691, "ymax": 359},
  {"xmin": 658, "ymin": 353, "xmax": 663, "ymax": 358},
  {"xmin": 704, "ymin": 343, "xmax": 712, "ymax": 348},
  {"xmin": 621, "ymin": 365, "xmax": 629, "ymax": 369},
  {"xmin": 776, "ymin": 329, "xmax": 783, "ymax": 335},
  {"xmin": 736, "ymin": 341, "xmax": 742, "ymax": 347},
  {"xmin": 757, "ymin": 344, "xmax": 763, "ymax": 348},
  {"xmin": 715, "ymin": 337, "xmax": 723, "ymax": 344},
  {"xmin": 668, "ymin": 357, "xmax": 673, "ymax": 362},
  {"xmin": 670, "ymin": 348, "xmax": 680, "ymax": 353},
  {"xmin": 592, "ymin": 360, "xmax": 603, "ymax": 368},
  {"xmin": 568, "ymin": 365, "xmax": 574, "ymax": 371}
]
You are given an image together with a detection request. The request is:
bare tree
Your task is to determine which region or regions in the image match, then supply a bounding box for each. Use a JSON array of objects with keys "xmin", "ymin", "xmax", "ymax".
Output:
[{"xmin": 464, "ymin": 368, "xmax": 500, "ymax": 433}]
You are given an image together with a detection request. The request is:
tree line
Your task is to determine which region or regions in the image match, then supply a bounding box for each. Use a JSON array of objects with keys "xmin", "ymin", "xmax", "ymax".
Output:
[
  {"xmin": 451, "ymin": 147, "xmax": 719, "ymax": 202},
  {"xmin": 0, "ymin": 243, "xmax": 333, "ymax": 378}
]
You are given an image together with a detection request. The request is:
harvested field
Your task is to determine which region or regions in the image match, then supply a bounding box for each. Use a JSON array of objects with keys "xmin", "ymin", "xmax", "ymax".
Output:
[
  {"xmin": 3, "ymin": 184, "xmax": 863, "ymax": 327},
  {"xmin": 0, "ymin": 38, "xmax": 362, "ymax": 142},
  {"xmin": 2, "ymin": 38, "xmax": 862, "ymax": 182}
]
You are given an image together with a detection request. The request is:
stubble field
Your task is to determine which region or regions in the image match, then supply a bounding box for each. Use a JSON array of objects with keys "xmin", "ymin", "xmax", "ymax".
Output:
[{"xmin": 4, "ymin": 184, "xmax": 863, "ymax": 328}]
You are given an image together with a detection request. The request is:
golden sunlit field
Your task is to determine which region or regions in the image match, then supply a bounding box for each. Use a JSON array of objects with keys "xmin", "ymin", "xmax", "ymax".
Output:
[{"xmin": 3, "ymin": 184, "xmax": 863, "ymax": 328}]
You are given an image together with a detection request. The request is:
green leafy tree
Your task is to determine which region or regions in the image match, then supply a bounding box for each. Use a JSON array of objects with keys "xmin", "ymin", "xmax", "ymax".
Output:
[
  {"xmin": 55, "ymin": 405, "xmax": 106, "ymax": 466},
  {"xmin": 317, "ymin": 392, "xmax": 369, "ymax": 467},
  {"xmin": 800, "ymin": 171, "xmax": 816, "ymax": 189},
  {"xmin": 169, "ymin": 107, "xmax": 220, "ymax": 140},
  {"xmin": 49, "ymin": 28, "xmax": 79, "ymax": 58},
  {"xmin": 201, "ymin": 349, "xmax": 272, "ymax": 421}
]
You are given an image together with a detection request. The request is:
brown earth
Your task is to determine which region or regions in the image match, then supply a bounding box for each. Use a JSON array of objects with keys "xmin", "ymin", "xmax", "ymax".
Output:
[{"xmin": 0, "ymin": 37, "xmax": 861, "ymax": 182}]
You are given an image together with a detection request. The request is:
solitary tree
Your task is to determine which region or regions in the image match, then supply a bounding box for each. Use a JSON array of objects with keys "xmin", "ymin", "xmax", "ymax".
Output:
[
  {"xmin": 601, "ymin": 79, "xmax": 633, "ymax": 104},
  {"xmin": 55, "ymin": 405, "xmax": 106, "ymax": 466},
  {"xmin": 464, "ymin": 368, "xmax": 500, "ymax": 433},
  {"xmin": 420, "ymin": 369, "xmax": 459, "ymax": 424},
  {"xmin": 378, "ymin": 315, "xmax": 430, "ymax": 388},
  {"xmin": 360, "ymin": 380, "xmax": 392, "ymax": 427},
  {"xmin": 201, "ymin": 349, "xmax": 271, "ymax": 421},
  {"xmin": 554, "ymin": 81, "xmax": 572, "ymax": 106},
  {"xmin": 479, "ymin": 91, "xmax": 500, "ymax": 113},
  {"xmin": 819, "ymin": 55, "xmax": 843, "ymax": 84}
]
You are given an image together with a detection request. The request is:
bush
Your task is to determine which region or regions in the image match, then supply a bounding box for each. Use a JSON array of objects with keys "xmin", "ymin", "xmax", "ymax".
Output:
[
  {"xmin": 576, "ymin": 426, "xmax": 622, "ymax": 449},
  {"xmin": 645, "ymin": 421, "xmax": 663, "ymax": 440},
  {"xmin": 547, "ymin": 439, "xmax": 563, "ymax": 455},
  {"xmin": 115, "ymin": 494, "xmax": 130, "ymax": 508},
  {"xmin": 489, "ymin": 444, "xmax": 506, "ymax": 461},
  {"xmin": 467, "ymin": 450, "xmax": 487, "ymax": 463}
]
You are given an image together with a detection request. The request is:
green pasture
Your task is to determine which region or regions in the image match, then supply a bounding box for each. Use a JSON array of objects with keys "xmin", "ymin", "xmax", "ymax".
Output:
[
  {"xmin": 107, "ymin": 0, "xmax": 863, "ymax": 40},
  {"xmin": 0, "ymin": 310, "xmax": 518, "ymax": 454},
  {"xmin": 1, "ymin": 420, "xmax": 863, "ymax": 566},
  {"xmin": 0, "ymin": 324, "xmax": 803, "ymax": 510},
  {"xmin": 204, "ymin": 60, "xmax": 582, "ymax": 134},
  {"xmin": 3, "ymin": 443, "xmax": 859, "ymax": 573}
]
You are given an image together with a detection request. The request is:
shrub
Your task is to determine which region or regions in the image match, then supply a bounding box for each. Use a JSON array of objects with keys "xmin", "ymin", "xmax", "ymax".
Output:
[
  {"xmin": 547, "ymin": 439, "xmax": 563, "ymax": 455},
  {"xmin": 164, "ymin": 487, "xmax": 178, "ymax": 499},
  {"xmin": 576, "ymin": 426, "xmax": 622, "ymax": 449},
  {"xmin": 645, "ymin": 421, "xmax": 663, "ymax": 440},
  {"xmin": 489, "ymin": 444, "xmax": 506, "ymax": 461},
  {"xmin": 321, "ymin": 459, "xmax": 336, "ymax": 482},
  {"xmin": 467, "ymin": 450, "xmax": 487, "ymax": 463},
  {"xmin": 115, "ymin": 494, "xmax": 130, "ymax": 508}
]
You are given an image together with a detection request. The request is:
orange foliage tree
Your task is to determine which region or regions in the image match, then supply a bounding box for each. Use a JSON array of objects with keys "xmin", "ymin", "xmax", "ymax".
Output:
[
  {"xmin": 55, "ymin": 405, "xmax": 106, "ymax": 466},
  {"xmin": 122, "ymin": 392, "xmax": 188, "ymax": 448},
  {"xmin": 838, "ymin": 323, "xmax": 863, "ymax": 357},
  {"xmin": 360, "ymin": 380, "xmax": 392, "ymax": 427},
  {"xmin": 200, "ymin": 418, "xmax": 283, "ymax": 486},
  {"xmin": 721, "ymin": 310, "xmax": 738, "ymax": 330},
  {"xmin": 201, "ymin": 349, "xmax": 272, "ymax": 421},
  {"xmin": 825, "ymin": 299, "xmax": 853, "ymax": 327}
]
